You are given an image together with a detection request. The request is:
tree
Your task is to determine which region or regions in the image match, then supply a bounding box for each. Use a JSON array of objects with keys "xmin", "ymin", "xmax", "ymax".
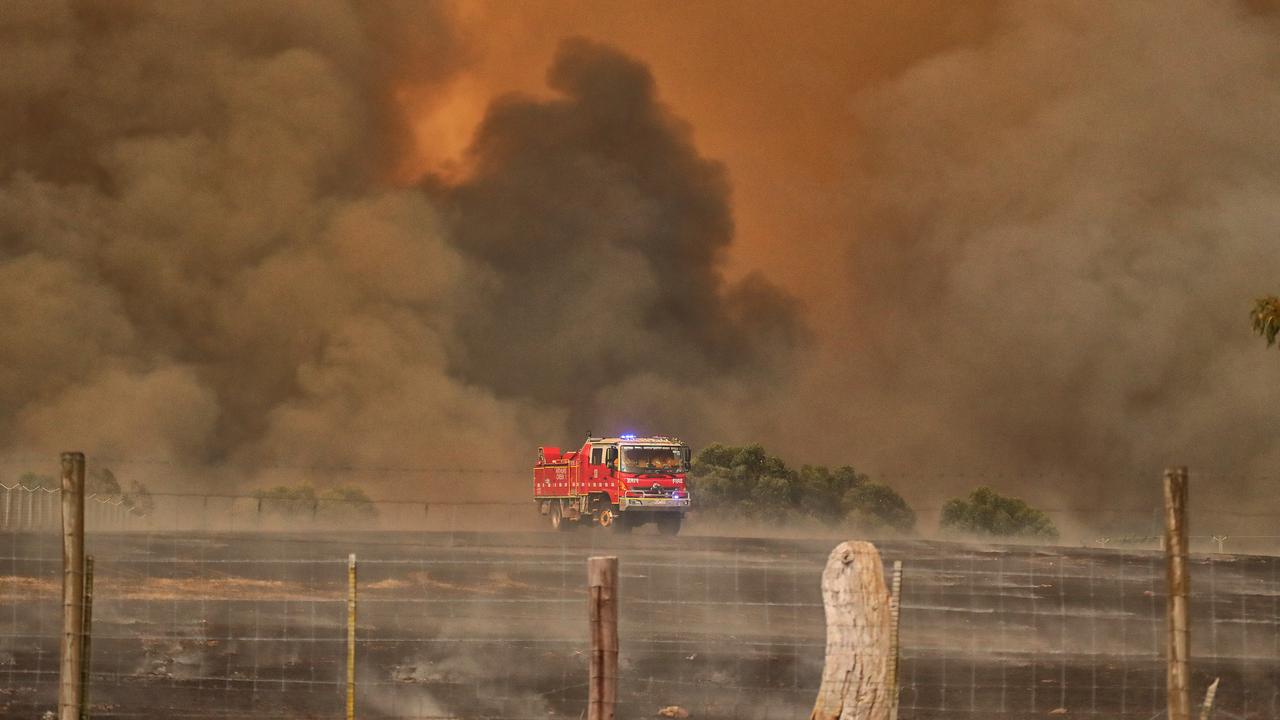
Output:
[
  {"xmin": 796, "ymin": 465, "xmax": 861, "ymax": 524},
  {"xmin": 123, "ymin": 478, "xmax": 155, "ymax": 515},
  {"xmin": 317, "ymin": 486, "xmax": 377, "ymax": 518},
  {"xmin": 88, "ymin": 467, "xmax": 122, "ymax": 495},
  {"xmin": 940, "ymin": 487, "xmax": 1058, "ymax": 540},
  {"xmin": 14, "ymin": 466, "xmax": 153, "ymax": 515},
  {"xmin": 688, "ymin": 444, "xmax": 915, "ymax": 531},
  {"xmin": 252, "ymin": 483, "xmax": 378, "ymax": 520},
  {"xmin": 845, "ymin": 481, "xmax": 916, "ymax": 533},
  {"xmin": 253, "ymin": 484, "xmax": 318, "ymax": 515},
  {"xmin": 689, "ymin": 444, "xmax": 797, "ymax": 521},
  {"xmin": 1251, "ymin": 296, "xmax": 1280, "ymax": 347}
]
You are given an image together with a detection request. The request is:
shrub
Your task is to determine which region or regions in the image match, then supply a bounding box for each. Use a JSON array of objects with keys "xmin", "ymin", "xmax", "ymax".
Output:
[
  {"xmin": 940, "ymin": 487, "xmax": 1058, "ymax": 540},
  {"xmin": 796, "ymin": 465, "xmax": 862, "ymax": 524},
  {"xmin": 845, "ymin": 481, "xmax": 916, "ymax": 533},
  {"xmin": 689, "ymin": 444, "xmax": 797, "ymax": 521},
  {"xmin": 317, "ymin": 486, "xmax": 377, "ymax": 518},
  {"xmin": 688, "ymin": 444, "xmax": 914, "ymax": 531},
  {"xmin": 252, "ymin": 484, "xmax": 378, "ymax": 519}
]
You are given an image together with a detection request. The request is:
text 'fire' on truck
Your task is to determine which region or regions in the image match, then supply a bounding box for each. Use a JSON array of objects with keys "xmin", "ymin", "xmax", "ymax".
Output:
[{"xmin": 533, "ymin": 434, "xmax": 691, "ymax": 535}]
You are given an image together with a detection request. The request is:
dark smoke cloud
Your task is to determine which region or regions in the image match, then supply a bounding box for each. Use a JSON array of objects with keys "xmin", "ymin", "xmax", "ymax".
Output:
[
  {"xmin": 0, "ymin": 4, "xmax": 800, "ymax": 492},
  {"xmin": 0, "ymin": 0, "xmax": 530, "ymax": 484},
  {"xmin": 436, "ymin": 38, "xmax": 803, "ymax": 436}
]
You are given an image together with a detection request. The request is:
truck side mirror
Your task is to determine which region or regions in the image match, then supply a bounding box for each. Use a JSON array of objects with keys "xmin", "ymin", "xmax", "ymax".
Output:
[{"xmin": 605, "ymin": 447, "xmax": 618, "ymax": 471}]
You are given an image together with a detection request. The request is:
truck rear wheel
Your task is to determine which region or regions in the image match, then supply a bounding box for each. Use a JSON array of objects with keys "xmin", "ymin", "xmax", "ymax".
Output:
[
  {"xmin": 656, "ymin": 514, "xmax": 683, "ymax": 536},
  {"xmin": 550, "ymin": 502, "xmax": 572, "ymax": 532}
]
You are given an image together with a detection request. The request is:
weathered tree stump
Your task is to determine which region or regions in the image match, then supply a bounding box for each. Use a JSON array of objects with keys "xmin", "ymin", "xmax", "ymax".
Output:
[{"xmin": 809, "ymin": 541, "xmax": 893, "ymax": 720}]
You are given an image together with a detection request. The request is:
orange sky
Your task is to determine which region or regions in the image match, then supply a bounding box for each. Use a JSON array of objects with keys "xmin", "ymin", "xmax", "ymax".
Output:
[{"xmin": 398, "ymin": 1, "xmax": 995, "ymax": 302}]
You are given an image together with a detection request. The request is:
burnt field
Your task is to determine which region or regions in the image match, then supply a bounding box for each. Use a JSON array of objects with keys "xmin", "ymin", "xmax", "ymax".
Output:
[{"xmin": 2, "ymin": 529, "xmax": 1278, "ymax": 719}]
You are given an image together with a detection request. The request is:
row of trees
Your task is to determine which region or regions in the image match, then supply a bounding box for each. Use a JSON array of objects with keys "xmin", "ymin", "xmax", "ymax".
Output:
[
  {"xmin": 12, "ymin": 450, "xmax": 1055, "ymax": 537},
  {"xmin": 688, "ymin": 443, "xmax": 1058, "ymax": 539}
]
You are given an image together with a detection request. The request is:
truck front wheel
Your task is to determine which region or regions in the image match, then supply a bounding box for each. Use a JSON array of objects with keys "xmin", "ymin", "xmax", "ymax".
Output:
[
  {"xmin": 596, "ymin": 506, "xmax": 622, "ymax": 531},
  {"xmin": 610, "ymin": 511, "xmax": 633, "ymax": 534},
  {"xmin": 656, "ymin": 514, "xmax": 683, "ymax": 536}
]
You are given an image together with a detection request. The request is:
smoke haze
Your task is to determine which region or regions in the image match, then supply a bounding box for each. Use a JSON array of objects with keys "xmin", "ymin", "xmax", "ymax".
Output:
[
  {"xmin": 811, "ymin": 0, "xmax": 1280, "ymax": 511},
  {"xmin": 4, "ymin": 0, "xmax": 1280, "ymax": 517}
]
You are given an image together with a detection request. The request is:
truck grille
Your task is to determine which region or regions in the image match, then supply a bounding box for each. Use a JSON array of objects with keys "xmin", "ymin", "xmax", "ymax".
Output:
[{"xmin": 629, "ymin": 483, "xmax": 681, "ymax": 498}]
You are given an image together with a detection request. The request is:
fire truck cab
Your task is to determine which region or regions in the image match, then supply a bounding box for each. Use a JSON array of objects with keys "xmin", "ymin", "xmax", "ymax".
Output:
[{"xmin": 533, "ymin": 434, "xmax": 691, "ymax": 535}]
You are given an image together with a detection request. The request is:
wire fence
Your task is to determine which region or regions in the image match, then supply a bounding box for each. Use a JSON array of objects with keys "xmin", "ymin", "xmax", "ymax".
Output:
[
  {"xmin": 2, "ymin": 520, "xmax": 1279, "ymax": 719},
  {"xmin": 0, "ymin": 483, "xmax": 145, "ymax": 532}
]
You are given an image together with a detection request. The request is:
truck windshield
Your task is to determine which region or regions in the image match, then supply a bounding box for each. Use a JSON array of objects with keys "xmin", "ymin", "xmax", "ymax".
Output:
[{"xmin": 621, "ymin": 446, "xmax": 688, "ymax": 473}]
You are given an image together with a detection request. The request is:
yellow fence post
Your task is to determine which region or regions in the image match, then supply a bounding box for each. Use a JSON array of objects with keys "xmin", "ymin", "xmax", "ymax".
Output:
[
  {"xmin": 888, "ymin": 560, "xmax": 903, "ymax": 720},
  {"xmin": 347, "ymin": 553, "xmax": 357, "ymax": 720}
]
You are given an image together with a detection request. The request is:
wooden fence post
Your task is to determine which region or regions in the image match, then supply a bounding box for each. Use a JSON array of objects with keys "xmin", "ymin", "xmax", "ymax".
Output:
[
  {"xmin": 80, "ymin": 555, "xmax": 94, "ymax": 720},
  {"xmin": 1165, "ymin": 467, "xmax": 1191, "ymax": 720},
  {"xmin": 587, "ymin": 556, "xmax": 619, "ymax": 720},
  {"xmin": 59, "ymin": 452, "xmax": 86, "ymax": 720},
  {"xmin": 347, "ymin": 553, "xmax": 357, "ymax": 720},
  {"xmin": 810, "ymin": 541, "xmax": 893, "ymax": 720}
]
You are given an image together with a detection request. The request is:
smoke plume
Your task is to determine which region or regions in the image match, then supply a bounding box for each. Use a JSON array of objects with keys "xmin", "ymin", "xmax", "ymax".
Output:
[
  {"xmin": 435, "ymin": 37, "xmax": 803, "ymax": 435},
  {"xmin": 0, "ymin": 2, "xmax": 799, "ymax": 494}
]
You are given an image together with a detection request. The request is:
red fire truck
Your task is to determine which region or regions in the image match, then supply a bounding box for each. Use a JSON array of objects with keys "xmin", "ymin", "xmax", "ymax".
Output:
[{"xmin": 533, "ymin": 434, "xmax": 691, "ymax": 534}]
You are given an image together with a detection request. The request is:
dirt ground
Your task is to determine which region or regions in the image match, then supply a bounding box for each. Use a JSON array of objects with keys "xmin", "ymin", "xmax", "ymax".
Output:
[{"xmin": 1, "ymin": 529, "xmax": 1277, "ymax": 719}]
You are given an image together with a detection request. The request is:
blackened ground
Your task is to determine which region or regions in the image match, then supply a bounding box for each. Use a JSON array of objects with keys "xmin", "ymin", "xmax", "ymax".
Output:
[{"xmin": 1, "ymin": 530, "xmax": 1277, "ymax": 719}]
